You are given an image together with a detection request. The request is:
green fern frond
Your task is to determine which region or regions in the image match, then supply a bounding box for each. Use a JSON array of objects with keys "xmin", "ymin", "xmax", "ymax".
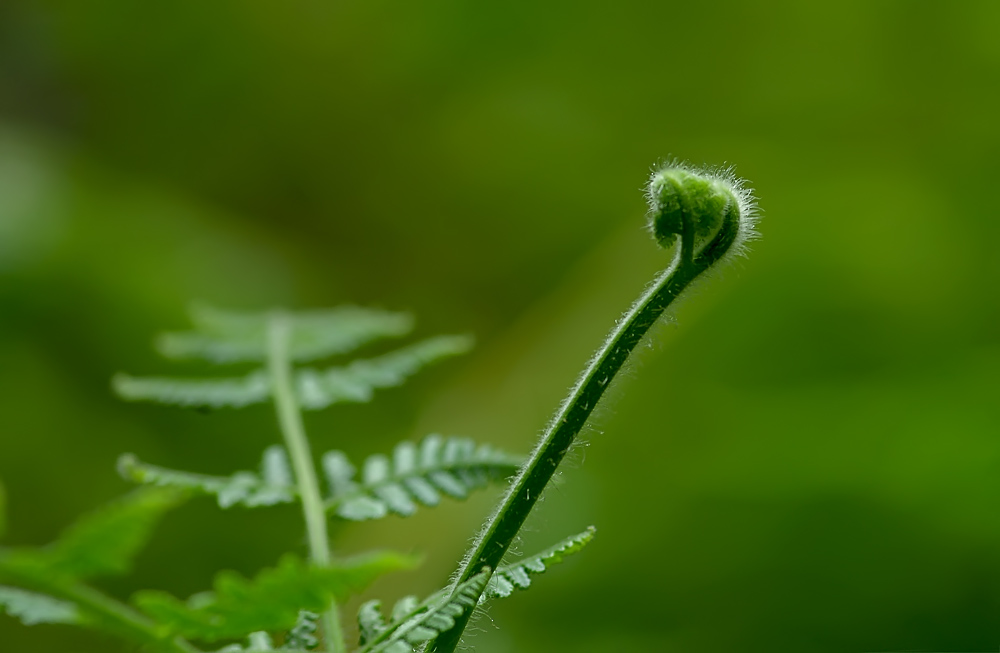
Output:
[
  {"xmin": 357, "ymin": 600, "xmax": 388, "ymax": 645},
  {"xmin": 362, "ymin": 569, "xmax": 491, "ymax": 653},
  {"xmin": 158, "ymin": 305, "xmax": 414, "ymax": 364},
  {"xmin": 114, "ymin": 335, "xmax": 471, "ymax": 411},
  {"xmin": 212, "ymin": 632, "xmax": 269, "ymax": 652},
  {"xmin": 213, "ymin": 630, "xmax": 317, "ymax": 652},
  {"xmin": 358, "ymin": 589, "xmax": 422, "ymax": 647},
  {"xmin": 134, "ymin": 551, "xmax": 417, "ymax": 642},
  {"xmin": 322, "ymin": 436, "xmax": 522, "ymax": 521},
  {"xmin": 294, "ymin": 335, "xmax": 473, "ymax": 410},
  {"xmin": 0, "ymin": 585, "xmax": 82, "ymax": 626},
  {"xmin": 347, "ymin": 531, "xmax": 594, "ymax": 653},
  {"xmin": 284, "ymin": 610, "xmax": 320, "ymax": 650},
  {"xmin": 113, "ymin": 370, "xmax": 270, "ymax": 408},
  {"xmin": 484, "ymin": 526, "xmax": 595, "ymax": 599},
  {"xmin": 390, "ymin": 595, "xmax": 419, "ymax": 624},
  {"xmin": 118, "ymin": 446, "xmax": 295, "ymax": 509},
  {"xmin": 355, "ymin": 595, "xmax": 422, "ymax": 649},
  {"xmin": 0, "ymin": 487, "xmax": 185, "ymax": 582}
]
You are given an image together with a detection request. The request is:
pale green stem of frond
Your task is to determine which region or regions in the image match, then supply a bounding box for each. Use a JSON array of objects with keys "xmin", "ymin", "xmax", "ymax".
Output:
[{"xmin": 267, "ymin": 312, "xmax": 345, "ymax": 653}]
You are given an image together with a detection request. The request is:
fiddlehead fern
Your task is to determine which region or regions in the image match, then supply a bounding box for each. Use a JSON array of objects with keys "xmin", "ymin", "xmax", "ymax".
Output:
[{"xmin": 429, "ymin": 162, "xmax": 758, "ymax": 652}]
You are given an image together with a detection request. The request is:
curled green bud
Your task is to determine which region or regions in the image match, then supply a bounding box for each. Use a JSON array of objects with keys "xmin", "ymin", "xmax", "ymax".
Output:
[{"xmin": 646, "ymin": 163, "xmax": 757, "ymax": 262}]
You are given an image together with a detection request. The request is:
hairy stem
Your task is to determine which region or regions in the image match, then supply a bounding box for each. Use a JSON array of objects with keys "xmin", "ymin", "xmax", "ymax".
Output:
[
  {"xmin": 267, "ymin": 313, "xmax": 345, "ymax": 653},
  {"xmin": 431, "ymin": 206, "xmax": 741, "ymax": 653}
]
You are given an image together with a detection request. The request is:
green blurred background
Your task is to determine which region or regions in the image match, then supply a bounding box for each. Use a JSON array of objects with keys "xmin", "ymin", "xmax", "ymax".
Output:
[{"xmin": 2, "ymin": 1, "xmax": 1000, "ymax": 651}]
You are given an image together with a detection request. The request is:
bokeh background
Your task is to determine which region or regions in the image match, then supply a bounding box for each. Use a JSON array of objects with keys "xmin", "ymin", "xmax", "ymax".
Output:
[{"xmin": 2, "ymin": 1, "xmax": 1000, "ymax": 651}]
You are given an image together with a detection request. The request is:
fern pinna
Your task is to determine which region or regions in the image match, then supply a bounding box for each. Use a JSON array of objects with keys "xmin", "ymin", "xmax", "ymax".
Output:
[{"xmin": 0, "ymin": 163, "xmax": 757, "ymax": 652}]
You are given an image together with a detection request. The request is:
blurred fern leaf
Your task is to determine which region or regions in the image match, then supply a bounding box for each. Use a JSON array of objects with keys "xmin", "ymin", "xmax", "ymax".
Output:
[
  {"xmin": 0, "ymin": 585, "xmax": 82, "ymax": 625},
  {"xmin": 0, "ymin": 487, "xmax": 185, "ymax": 582},
  {"xmin": 157, "ymin": 305, "xmax": 413, "ymax": 364},
  {"xmin": 295, "ymin": 335, "xmax": 472, "ymax": 410},
  {"xmin": 212, "ymin": 630, "xmax": 315, "ymax": 652},
  {"xmin": 284, "ymin": 610, "xmax": 320, "ymax": 650},
  {"xmin": 114, "ymin": 335, "xmax": 471, "ymax": 410},
  {"xmin": 484, "ymin": 526, "xmax": 595, "ymax": 599},
  {"xmin": 355, "ymin": 595, "xmax": 418, "ymax": 648},
  {"xmin": 134, "ymin": 551, "xmax": 417, "ymax": 642},
  {"xmin": 112, "ymin": 371, "xmax": 270, "ymax": 408},
  {"xmin": 322, "ymin": 435, "xmax": 522, "ymax": 521},
  {"xmin": 118, "ymin": 446, "xmax": 295, "ymax": 509},
  {"xmin": 357, "ymin": 600, "xmax": 388, "ymax": 645},
  {"xmin": 389, "ymin": 595, "xmax": 419, "ymax": 624}
]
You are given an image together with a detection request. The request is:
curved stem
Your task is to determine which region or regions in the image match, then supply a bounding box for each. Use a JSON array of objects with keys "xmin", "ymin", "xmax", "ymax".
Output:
[
  {"xmin": 430, "ymin": 207, "xmax": 741, "ymax": 653},
  {"xmin": 267, "ymin": 313, "xmax": 345, "ymax": 653}
]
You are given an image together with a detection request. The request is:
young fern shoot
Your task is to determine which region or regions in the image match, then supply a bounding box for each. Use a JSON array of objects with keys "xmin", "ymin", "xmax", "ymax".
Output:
[
  {"xmin": 0, "ymin": 163, "xmax": 758, "ymax": 653},
  {"xmin": 429, "ymin": 162, "xmax": 758, "ymax": 652}
]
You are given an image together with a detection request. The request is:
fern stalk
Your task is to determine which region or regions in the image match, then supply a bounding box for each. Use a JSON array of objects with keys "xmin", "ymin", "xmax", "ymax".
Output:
[
  {"xmin": 430, "ymin": 164, "xmax": 756, "ymax": 652},
  {"xmin": 267, "ymin": 312, "xmax": 345, "ymax": 653}
]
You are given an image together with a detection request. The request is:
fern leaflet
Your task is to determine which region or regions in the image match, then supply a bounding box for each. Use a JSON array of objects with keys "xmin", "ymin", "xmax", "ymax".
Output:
[
  {"xmin": 294, "ymin": 335, "xmax": 473, "ymax": 410},
  {"xmin": 114, "ymin": 336, "xmax": 471, "ymax": 410},
  {"xmin": 0, "ymin": 487, "xmax": 185, "ymax": 582},
  {"xmin": 0, "ymin": 585, "xmax": 82, "ymax": 626},
  {"xmin": 134, "ymin": 551, "xmax": 417, "ymax": 642},
  {"xmin": 357, "ymin": 600, "xmax": 388, "ymax": 645},
  {"xmin": 484, "ymin": 526, "xmax": 595, "ymax": 599},
  {"xmin": 360, "ymin": 569, "xmax": 491, "ymax": 653},
  {"xmin": 113, "ymin": 371, "xmax": 270, "ymax": 408},
  {"xmin": 158, "ymin": 305, "xmax": 414, "ymax": 364},
  {"xmin": 212, "ymin": 630, "xmax": 313, "ymax": 652},
  {"xmin": 284, "ymin": 610, "xmax": 320, "ymax": 650},
  {"xmin": 118, "ymin": 446, "xmax": 295, "ymax": 509},
  {"xmin": 211, "ymin": 618, "xmax": 320, "ymax": 652},
  {"xmin": 347, "ymin": 530, "xmax": 594, "ymax": 652},
  {"xmin": 389, "ymin": 595, "xmax": 419, "ymax": 624},
  {"xmin": 322, "ymin": 436, "xmax": 522, "ymax": 521}
]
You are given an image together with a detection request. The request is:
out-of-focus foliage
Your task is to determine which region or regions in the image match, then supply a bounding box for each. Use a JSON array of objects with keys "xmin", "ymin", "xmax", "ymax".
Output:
[
  {"xmin": 0, "ymin": 586, "xmax": 82, "ymax": 626},
  {"xmin": 0, "ymin": 488, "xmax": 184, "ymax": 582},
  {"xmin": 0, "ymin": 489, "xmax": 187, "ymax": 645},
  {"xmin": 113, "ymin": 303, "xmax": 473, "ymax": 409},
  {"xmin": 155, "ymin": 305, "xmax": 414, "ymax": 365},
  {"xmin": 134, "ymin": 552, "xmax": 418, "ymax": 643},
  {"xmin": 2, "ymin": 1, "xmax": 1000, "ymax": 652},
  {"xmin": 284, "ymin": 610, "xmax": 321, "ymax": 651},
  {"xmin": 118, "ymin": 448, "xmax": 297, "ymax": 510}
]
